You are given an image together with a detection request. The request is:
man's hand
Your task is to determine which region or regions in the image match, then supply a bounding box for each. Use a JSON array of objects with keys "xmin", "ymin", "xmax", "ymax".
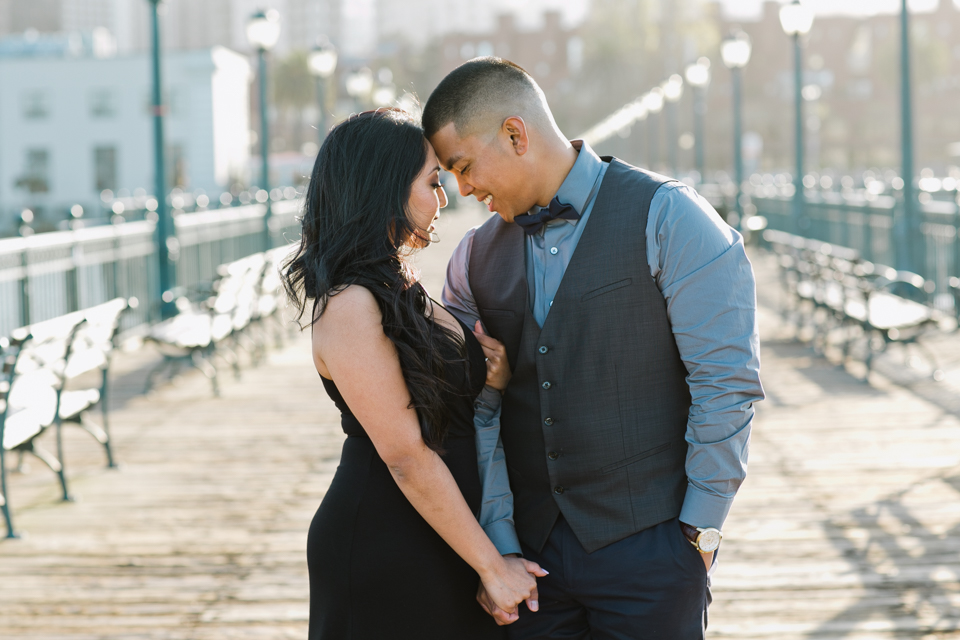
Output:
[{"xmin": 701, "ymin": 550, "xmax": 714, "ymax": 573}]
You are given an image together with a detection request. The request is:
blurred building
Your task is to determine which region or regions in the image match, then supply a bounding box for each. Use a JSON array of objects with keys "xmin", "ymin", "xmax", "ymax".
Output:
[
  {"xmin": 435, "ymin": 11, "xmax": 584, "ymax": 96},
  {"xmin": 0, "ymin": 35, "xmax": 251, "ymax": 229}
]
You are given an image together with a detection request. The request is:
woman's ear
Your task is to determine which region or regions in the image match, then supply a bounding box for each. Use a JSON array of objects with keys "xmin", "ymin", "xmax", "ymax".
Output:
[{"xmin": 502, "ymin": 116, "xmax": 529, "ymax": 156}]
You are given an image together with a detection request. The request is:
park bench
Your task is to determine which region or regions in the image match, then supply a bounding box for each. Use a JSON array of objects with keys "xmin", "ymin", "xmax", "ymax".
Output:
[
  {"xmin": 763, "ymin": 229, "xmax": 945, "ymax": 381},
  {"xmin": 144, "ymin": 252, "xmax": 269, "ymax": 396},
  {"xmin": 0, "ymin": 297, "xmax": 133, "ymax": 538},
  {"xmin": 1, "ymin": 311, "xmax": 85, "ymax": 538},
  {"xmin": 60, "ymin": 297, "xmax": 135, "ymax": 469}
]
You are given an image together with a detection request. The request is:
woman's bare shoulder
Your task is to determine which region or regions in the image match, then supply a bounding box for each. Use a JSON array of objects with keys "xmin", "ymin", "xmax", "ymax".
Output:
[{"xmin": 314, "ymin": 285, "xmax": 383, "ymax": 342}]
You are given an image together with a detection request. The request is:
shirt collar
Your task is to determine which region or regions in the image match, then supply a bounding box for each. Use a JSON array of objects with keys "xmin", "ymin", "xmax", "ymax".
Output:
[{"xmin": 538, "ymin": 139, "xmax": 604, "ymax": 227}]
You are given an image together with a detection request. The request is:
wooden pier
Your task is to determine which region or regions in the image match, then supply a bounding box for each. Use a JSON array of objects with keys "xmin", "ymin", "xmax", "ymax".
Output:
[{"xmin": 2, "ymin": 206, "xmax": 958, "ymax": 639}]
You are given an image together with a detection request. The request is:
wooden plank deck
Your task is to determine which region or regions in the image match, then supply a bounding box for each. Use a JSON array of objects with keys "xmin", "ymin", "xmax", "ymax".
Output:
[{"xmin": 2, "ymin": 205, "xmax": 959, "ymax": 639}]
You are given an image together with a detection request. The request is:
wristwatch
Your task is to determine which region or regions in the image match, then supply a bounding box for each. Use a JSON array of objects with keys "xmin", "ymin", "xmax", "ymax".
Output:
[{"xmin": 680, "ymin": 522, "xmax": 722, "ymax": 554}]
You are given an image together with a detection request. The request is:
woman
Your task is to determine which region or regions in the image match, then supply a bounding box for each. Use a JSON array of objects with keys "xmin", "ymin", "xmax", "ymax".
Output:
[{"xmin": 282, "ymin": 108, "xmax": 545, "ymax": 639}]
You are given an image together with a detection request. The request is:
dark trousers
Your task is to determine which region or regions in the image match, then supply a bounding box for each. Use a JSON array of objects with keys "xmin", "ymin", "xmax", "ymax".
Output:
[{"xmin": 505, "ymin": 516, "xmax": 711, "ymax": 640}]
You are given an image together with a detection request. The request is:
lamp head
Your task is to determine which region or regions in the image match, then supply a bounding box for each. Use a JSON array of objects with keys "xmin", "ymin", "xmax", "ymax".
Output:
[
  {"xmin": 684, "ymin": 57, "xmax": 711, "ymax": 87},
  {"xmin": 721, "ymin": 31, "xmax": 752, "ymax": 69},
  {"xmin": 309, "ymin": 38, "xmax": 338, "ymax": 78},
  {"xmin": 345, "ymin": 67, "xmax": 374, "ymax": 98},
  {"xmin": 247, "ymin": 9, "xmax": 281, "ymax": 51},
  {"xmin": 779, "ymin": 0, "xmax": 814, "ymax": 36}
]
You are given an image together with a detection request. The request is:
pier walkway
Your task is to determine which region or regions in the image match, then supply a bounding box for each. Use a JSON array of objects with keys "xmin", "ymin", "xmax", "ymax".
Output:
[{"xmin": 2, "ymin": 206, "xmax": 959, "ymax": 639}]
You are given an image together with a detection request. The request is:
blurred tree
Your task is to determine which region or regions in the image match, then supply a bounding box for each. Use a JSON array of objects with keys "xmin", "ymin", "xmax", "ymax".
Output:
[{"xmin": 272, "ymin": 50, "xmax": 314, "ymax": 152}]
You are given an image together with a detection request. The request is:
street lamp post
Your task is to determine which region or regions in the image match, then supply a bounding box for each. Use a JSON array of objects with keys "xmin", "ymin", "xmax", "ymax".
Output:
[
  {"xmin": 685, "ymin": 57, "xmax": 711, "ymax": 183},
  {"xmin": 662, "ymin": 74, "xmax": 684, "ymax": 178},
  {"xmin": 721, "ymin": 31, "xmax": 752, "ymax": 229},
  {"xmin": 780, "ymin": 0, "xmax": 815, "ymax": 234},
  {"xmin": 643, "ymin": 88, "xmax": 664, "ymax": 172},
  {"xmin": 308, "ymin": 38, "xmax": 337, "ymax": 146},
  {"xmin": 899, "ymin": 0, "xmax": 918, "ymax": 272},
  {"xmin": 147, "ymin": 0, "xmax": 175, "ymax": 320},
  {"xmin": 246, "ymin": 9, "xmax": 281, "ymax": 251}
]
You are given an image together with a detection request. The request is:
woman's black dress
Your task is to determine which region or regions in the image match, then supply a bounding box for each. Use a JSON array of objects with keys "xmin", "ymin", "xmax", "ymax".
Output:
[{"xmin": 307, "ymin": 316, "xmax": 504, "ymax": 640}]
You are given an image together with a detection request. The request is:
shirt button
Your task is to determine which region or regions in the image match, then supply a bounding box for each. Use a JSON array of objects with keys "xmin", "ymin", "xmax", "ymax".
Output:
[
  {"xmin": 550, "ymin": 247, "xmax": 559, "ymax": 255},
  {"xmin": 554, "ymin": 485, "xmax": 565, "ymax": 494},
  {"xmin": 548, "ymin": 451, "xmax": 559, "ymax": 460},
  {"xmin": 549, "ymin": 301, "xmax": 553, "ymax": 307},
  {"xmin": 542, "ymin": 381, "xmax": 551, "ymax": 390},
  {"xmin": 544, "ymin": 417, "xmax": 554, "ymax": 426},
  {"xmin": 538, "ymin": 346, "xmax": 548, "ymax": 354}
]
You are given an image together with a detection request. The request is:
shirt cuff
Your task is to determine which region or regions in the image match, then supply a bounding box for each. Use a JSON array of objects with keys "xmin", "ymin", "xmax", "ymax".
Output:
[
  {"xmin": 678, "ymin": 484, "xmax": 735, "ymax": 531},
  {"xmin": 483, "ymin": 518, "xmax": 523, "ymax": 556},
  {"xmin": 473, "ymin": 385, "xmax": 502, "ymax": 420}
]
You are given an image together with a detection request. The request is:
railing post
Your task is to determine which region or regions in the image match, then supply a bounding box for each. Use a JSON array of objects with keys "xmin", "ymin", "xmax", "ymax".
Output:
[
  {"xmin": 19, "ymin": 248, "xmax": 30, "ymax": 327},
  {"xmin": 65, "ymin": 243, "xmax": 79, "ymax": 313}
]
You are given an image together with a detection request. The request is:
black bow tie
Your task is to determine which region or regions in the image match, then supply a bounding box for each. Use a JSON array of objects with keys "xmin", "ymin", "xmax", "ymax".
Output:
[{"xmin": 513, "ymin": 197, "xmax": 580, "ymax": 236}]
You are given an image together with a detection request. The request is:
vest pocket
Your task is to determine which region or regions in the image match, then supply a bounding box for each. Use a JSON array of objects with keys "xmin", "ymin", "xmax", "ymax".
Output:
[
  {"xmin": 581, "ymin": 278, "xmax": 633, "ymax": 302},
  {"xmin": 483, "ymin": 308, "xmax": 516, "ymax": 317},
  {"xmin": 599, "ymin": 442, "xmax": 672, "ymax": 474}
]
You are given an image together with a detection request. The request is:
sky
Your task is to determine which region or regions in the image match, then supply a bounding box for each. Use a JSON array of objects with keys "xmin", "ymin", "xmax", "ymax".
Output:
[{"xmin": 717, "ymin": 0, "xmax": 958, "ymax": 20}]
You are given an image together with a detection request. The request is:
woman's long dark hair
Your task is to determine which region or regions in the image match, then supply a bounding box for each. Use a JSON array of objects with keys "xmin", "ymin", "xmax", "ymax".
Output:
[{"xmin": 282, "ymin": 108, "xmax": 464, "ymax": 452}]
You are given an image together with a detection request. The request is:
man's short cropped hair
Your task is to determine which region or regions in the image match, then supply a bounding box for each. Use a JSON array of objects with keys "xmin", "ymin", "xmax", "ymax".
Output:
[{"xmin": 422, "ymin": 57, "xmax": 552, "ymax": 140}]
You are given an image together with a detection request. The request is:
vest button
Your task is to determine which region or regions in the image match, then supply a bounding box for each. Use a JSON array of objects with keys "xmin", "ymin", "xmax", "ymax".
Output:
[
  {"xmin": 538, "ymin": 346, "xmax": 548, "ymax": 354},
  {"xmin": 543, "ymin": 417, "xmax": 554, "ymax": 426},
  {"xmin": 554, "ymin": 485, "xmax": 565, "ymax": 494},
  {"xmin": 548, "ymin": 451, "xmax": 559, "ymax": 460},
  {"xmin": 542, "ymin": 381, "xmax": 551, "ymax": 390}
]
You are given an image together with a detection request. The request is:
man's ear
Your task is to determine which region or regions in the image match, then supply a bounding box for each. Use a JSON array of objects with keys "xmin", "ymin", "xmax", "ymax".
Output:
[{"xmin": 502, "ymin": 116, "xmax": 528, "ymax": 156}]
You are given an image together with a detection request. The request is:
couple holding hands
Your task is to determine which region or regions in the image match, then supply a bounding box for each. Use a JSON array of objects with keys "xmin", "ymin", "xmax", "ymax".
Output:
[{"xmin": 282, "ymin": 57, "xmax": 764, "ymax": 640}]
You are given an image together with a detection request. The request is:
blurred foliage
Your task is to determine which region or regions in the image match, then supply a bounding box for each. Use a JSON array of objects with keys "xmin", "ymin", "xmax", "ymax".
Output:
[{"xmin": 272, "ymin": 50, "xmax": 314, "ymax": 110}]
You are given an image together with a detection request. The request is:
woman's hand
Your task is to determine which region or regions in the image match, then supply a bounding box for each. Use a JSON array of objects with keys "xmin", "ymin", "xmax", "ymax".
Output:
[
  {"xmin": 478, "ymin": 556, "xmax": 548, "ymax": 624},
  {"xmin": 473, "ymin": 321, "xmax": 511, "ymax": 391}
]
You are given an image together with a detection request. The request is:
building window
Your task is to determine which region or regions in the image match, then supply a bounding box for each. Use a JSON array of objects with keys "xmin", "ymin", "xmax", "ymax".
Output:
[
  {"xmin": 22, "ymin": 90, "xmax": 49, "ymax": 119},
  {"xmin": 90, "ymin": 89, "xmax": 116, "ymax": 118},
  {"xmin": 94, "ymin": 146, "xmax": 117, "ymax": 192},
  {"xmin": 15, "ymin": 149, "xmax": 50, "ymax": 193}
]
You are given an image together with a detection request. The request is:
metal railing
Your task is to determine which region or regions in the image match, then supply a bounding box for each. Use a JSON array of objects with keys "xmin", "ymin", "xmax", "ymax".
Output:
[
  {"xmin": 0, "ymin": 199, "xmax": 301, "ymax": 338},
  {"xmin": 752, "ymin": 191, "xmax": 960, "ymax": 310}
]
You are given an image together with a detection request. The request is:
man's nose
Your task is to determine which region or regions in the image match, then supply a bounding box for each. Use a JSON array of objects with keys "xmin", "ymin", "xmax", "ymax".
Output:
[{"xmin": 455, "ymin": 174, "xmax": 473, "ymax": 197}]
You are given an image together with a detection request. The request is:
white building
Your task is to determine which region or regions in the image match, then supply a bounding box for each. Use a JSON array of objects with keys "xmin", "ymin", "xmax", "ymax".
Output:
[{"xmin": 0, "ymin": 40, "xmax": 251, "ymax": 229}]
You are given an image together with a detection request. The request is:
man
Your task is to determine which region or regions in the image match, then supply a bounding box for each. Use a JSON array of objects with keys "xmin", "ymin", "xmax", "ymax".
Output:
[{"xmin": 425, "ymin": 58, "xmax": 763, "ymax": 639}]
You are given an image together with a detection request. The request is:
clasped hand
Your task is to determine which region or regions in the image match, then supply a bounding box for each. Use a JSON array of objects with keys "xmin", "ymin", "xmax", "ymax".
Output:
[{"xmin": 477, "ymin": 556, "xmax": 547, "ymax": 626}]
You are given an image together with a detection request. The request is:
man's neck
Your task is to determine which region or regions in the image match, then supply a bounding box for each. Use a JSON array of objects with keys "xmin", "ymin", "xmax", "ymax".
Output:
[{"xmin": 536, "ymin": 139, "xmax": 579, "ymax": 208}]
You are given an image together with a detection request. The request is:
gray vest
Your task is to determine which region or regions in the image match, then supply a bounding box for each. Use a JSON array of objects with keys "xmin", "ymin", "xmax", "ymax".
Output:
[{"xmin": 468, "ymin": 159, "xmax": 691, "ymax": 553}]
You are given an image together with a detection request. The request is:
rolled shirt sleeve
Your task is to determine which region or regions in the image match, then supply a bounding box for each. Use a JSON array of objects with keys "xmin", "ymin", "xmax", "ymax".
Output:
[
  {"xmin": 444, "ymin": 226, "xmax": 522, "ymax": 556},
  {"xmin": 646, "ymin": 183, "xmax": 764, "ymax": 531},
  {"xmin": 473, "ymin": 385, "xmax": 522, "ymax": 556}
]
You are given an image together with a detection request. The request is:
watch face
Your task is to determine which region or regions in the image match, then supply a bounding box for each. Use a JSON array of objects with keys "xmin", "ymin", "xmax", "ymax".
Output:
[{"xmin": 698, "ymin": 529, "xmax": 722, "ymax": 553}]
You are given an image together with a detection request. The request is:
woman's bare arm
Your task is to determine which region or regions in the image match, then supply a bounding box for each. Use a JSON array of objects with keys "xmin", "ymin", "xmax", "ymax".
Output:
[{"xmin": 313, "ymin": 285, "xmax": 545, "ymax": 616}]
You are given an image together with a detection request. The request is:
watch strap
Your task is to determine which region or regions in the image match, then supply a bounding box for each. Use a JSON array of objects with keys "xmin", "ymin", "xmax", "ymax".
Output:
[{"xmin": 679, "ymin": 522, "xmax": 700, "ymax": 545}]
